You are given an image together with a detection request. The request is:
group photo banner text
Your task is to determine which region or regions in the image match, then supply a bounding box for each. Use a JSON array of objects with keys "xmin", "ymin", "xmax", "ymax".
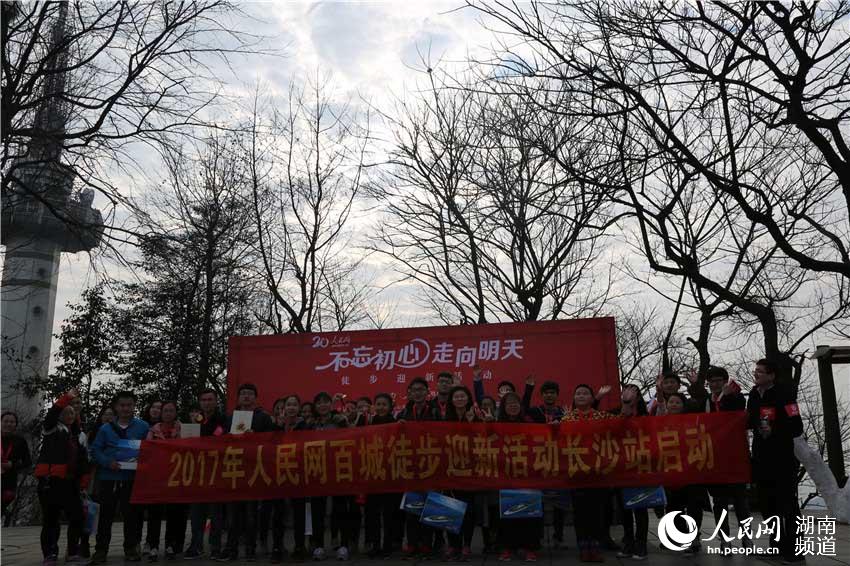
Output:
[{"xmin": 131, "ymin": 412, "xmax": 750, "ymax": 504}]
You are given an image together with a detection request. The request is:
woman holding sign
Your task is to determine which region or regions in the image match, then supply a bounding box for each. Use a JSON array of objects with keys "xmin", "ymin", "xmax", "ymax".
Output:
[
  {"xmin": 443, "ymin": 386, "xmax": 481, "ymax": 561},
  {"xmin": 497, "ymin": 392, "xmax": 543, "ymax": 562},
  {"xmin": 563, "ymin": 384, "xmax": 613, "ymax": 563},
  {"xmin": 145, "ymin": 401, "xmax": 185, "ymax": 561}
]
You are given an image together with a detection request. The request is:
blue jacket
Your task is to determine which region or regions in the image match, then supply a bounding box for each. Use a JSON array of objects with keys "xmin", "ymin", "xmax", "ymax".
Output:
[{"xmin": 91, "ymin": 417, "xmax": 149, "ymax": 481}]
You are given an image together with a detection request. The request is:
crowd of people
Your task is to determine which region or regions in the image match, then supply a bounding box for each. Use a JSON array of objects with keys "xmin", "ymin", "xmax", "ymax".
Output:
[{"xmin": 0, "ymin": 359, "xmax": 805, "ymax": 565}]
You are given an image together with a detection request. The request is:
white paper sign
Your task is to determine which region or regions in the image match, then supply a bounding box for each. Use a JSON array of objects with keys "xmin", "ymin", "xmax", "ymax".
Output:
[
  {"xmin": 180, "ymin": 423, "xmax": 201, "ymax": 438},
  {"xmin": 230, "ymin": 410, "xmax": 253, "ymax": 434}
]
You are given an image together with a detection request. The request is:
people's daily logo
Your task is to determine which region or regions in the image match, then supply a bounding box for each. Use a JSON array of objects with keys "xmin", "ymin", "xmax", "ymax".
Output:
[{"xmin": 657, "ymin": 511, "xmax": 699, "ymax": 551}]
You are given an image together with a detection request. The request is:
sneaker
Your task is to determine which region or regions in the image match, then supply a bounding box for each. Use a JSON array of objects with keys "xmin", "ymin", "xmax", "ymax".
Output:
[
  {"xmin": 336, "ymin": 547, "xmax": 350, "ymax": 561},
  {"xmin": 443, "ymin": 547, "xmax": 458, "ymax": 562},
  {"xmin": 88, "ymin": 550, "xmax": 108, "ymax": 565},
  {"xmin": 524, "ymin": 551, "xmax": 537, "ymax": 562},
  {"xmin": 461, "ymin": 547, "xmax": 472, "ymax": 562},
  {"xmin": 313, "ymin": 548, "xmax": 326, "ymax": 561},
  {"xmin": 402, "ymin": 546, "xmax": 418, "ymax": 561},
  {"xmin": 148, "ymin": 548, "xmax": 159, "ymax": 562},
  {"xmin": 125, "ymin": 549, "xmax": 142, "ymax": 562},
  {"xmin": 499, "ymin": 550, "xmax": 512, "ymax": 562},
  {"xmin": 632, "ymin": 542, "xmax": 647, "ymax": 561},
  {"xmin": 44, "ymin": 556, "xmax": 59, "ymax": 566},
  {"xmin": 684, "ymin": 541, "xmax": 701, "ymax": 555},
  {"xmin": 143, "ymin": 544, "xmax": 151, "ymax": 556},
  {"xmin": 215, "ymin": 551, "xmax": 238, "ymax": 562},
  {"xmin": 165, "ymin": 547, "xmax": 176, "ymax": 560},
  {"xmin": 617, "ymin": 541, "xmax": 634, "ymax": 558},
  {"xmin": 182, "ymin": 548, "xmax": 201, "ymax": 560}
]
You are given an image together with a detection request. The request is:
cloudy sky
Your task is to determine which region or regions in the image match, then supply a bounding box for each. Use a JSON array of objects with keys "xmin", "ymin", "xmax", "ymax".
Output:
[
  {"xmin": 10, "ymin": 1, "xmax": 849, "ymax": 398},
  {"xmin": 48, "ymin": 1, "xmax": 498, "ymax": 340}
]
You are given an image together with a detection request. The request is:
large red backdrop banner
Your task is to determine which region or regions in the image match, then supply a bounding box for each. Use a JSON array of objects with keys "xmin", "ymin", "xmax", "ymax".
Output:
[
  {"xmin": 227, "ymin": 318, "xmax": 620, "ymax": 412},
  {"xmin": 131, "ymin": 413, "xmax": 750, "ymax": 504}
]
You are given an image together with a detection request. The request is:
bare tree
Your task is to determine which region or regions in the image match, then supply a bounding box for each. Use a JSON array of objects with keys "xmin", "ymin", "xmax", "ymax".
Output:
[
  {"xmin": 370, "ymin": 71, "xmax": 617, "ymax": 324},
  {"xmin": 469, "ymin": 0, "xmax": 850, "ymax": 279},
  {"xmin": 244, "ymin": 79, "xmax": 373, "ymax": 334},
  {"xmin": 468, "ymin": 0, "xmax": 850, "ymax": 386}
]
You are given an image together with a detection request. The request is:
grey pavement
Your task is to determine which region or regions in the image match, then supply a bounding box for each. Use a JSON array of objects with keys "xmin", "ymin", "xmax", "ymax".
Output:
[{"xmin": 2, "ymin": 510, "xmax": 848, "ymax": 566}]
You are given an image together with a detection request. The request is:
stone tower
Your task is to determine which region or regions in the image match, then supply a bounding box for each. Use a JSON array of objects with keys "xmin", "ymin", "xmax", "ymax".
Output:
[{"xmin": 1, "ymin": 1, "xmax": 103, "ymax": 425}]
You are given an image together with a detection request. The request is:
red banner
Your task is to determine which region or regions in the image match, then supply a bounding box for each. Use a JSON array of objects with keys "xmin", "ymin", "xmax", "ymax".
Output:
[
  {"xmin": 131, "ymin": 413, "xmax": 750, "ymax": 504},
  {"xmin": 227, "ymin": 318, "xmax": 620, "ymax": 411}
]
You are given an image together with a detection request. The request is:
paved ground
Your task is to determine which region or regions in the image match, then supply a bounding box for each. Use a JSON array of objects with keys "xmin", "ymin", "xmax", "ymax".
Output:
[{"xmin": 2, "ymin": 510, "xmax": 848, "ymax": 566}]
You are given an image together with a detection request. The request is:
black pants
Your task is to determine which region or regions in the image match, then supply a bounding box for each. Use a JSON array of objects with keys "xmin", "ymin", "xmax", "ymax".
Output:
[
  {"xmin": 312, "ymin": 496, "xmax": 356, "ymax": 549},
  {"xmin": 38, "ymin": 478, "xmax": 84, "ymax": 558},
  {"xmin": 291, "ymin": 499, "xmax": 308, "ymax": 551},
  {"xmin": 225, "ymin": 500, "xmax": 258, "ymax": 555},
  {"xmin": 709, "ymin": 484, "xmax": 751, "ymax": 541},
  {"xmin": 365, "ymin": 493, "xmax": 400, "ymax": 551},
  {"xmin": 96, "ymin": 479, "xmax": 143, "ymax": 553},
  {"xmin": 258, "ymin": 500, "xmax": 273, "ymax": 546},
  {"xmin": 446, "ymin": 491, "xmax": 476, "ymax": 550},
  {"xmin": 552, "ymin": 506, "xmax": 565, "ymax": 542},
  {"xmin": 405, "ymin": 512, "xmax": 434, "ymax": 551},
  {"xmin": 188, "ymin": 502, "xmax": 224, "ymax": 554},
  {"xmin": 756, "ymin": 475, "xmax": 801, "ymax": 559},
  {"xmin": 499, "ymin": 517, "xmax": 542, "ymax": 552},
  {"xmin": 667, "ymin": 486, "xmax": 704, "ymax": 538},
  {"xmin": 572, "ymin": 489, "xmax": 605, "ymax": 550},
  {"xmin": 269, "ymin": 499, "xmax": 288, "ymax": 552},
  {"xmin": 619, "ymin": 499, "xmax": 648, "ymax": 548}
]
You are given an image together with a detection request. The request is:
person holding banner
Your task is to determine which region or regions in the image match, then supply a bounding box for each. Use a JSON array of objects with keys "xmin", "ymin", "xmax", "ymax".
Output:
[
  {"xmin": 184, "ymin": 388, "xmax": 226, "ymax": 560},
  {"xmin": 691, "ymin": 366, "xmax": 753, "ymax": 552},
  {"xmin": 144, "ymin": 401, "xmax": 185, "ymax": 561},
  {"xmin": 35, "ymin": 390, "xmax": 88, "ymax": 566},
  {"xmin": 497, "ymin": 391, "xmax": 544, "ymax": 562},
  {"xmin": 563, "ymin": 384, "xmax": 613, "ymax": 563},
  {"xmin": 443, "ymin": 386, "xmax": 481, "ymax": 561},
  {"xmin": 364, "ymin": 393, "xmax": 400, "ymax": 559},
  {"xmin": 219, "ymin": 383, "xmax": 273, "ymax": 562},
  {"xmin": 614, "ymin": 385, "xmax": 650, "ymax": 561},
  {"xmin": 303, "ymin": 391, "xmax": 353, "ymax": 561},
  {"xmin": 269, "ymin": 395, "xmax": 304, "ymax": 563},
  {"xmin": 397, "ymin": 378, "xmax": 439, "ymax": 560},
  {"xmin": 90, "ymin": 391, "xmax": 150, "ymax": 564},
  {"xmin": 659, "ymin": 392, "xmax": 707, "ymax": 554}
]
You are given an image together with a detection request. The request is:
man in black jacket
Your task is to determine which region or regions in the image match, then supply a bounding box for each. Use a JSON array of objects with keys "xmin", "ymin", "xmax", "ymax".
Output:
[
  {"xmin": 185, "ymin": 388, "xmax": 227, "ymax": 559},
  {"xmin": 747, "ymin": 359, "xmax": 805, "ymax": 563},
  {"xmin": 218, "ymin": 383, "xmax": 274, "ymax": 562}
]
